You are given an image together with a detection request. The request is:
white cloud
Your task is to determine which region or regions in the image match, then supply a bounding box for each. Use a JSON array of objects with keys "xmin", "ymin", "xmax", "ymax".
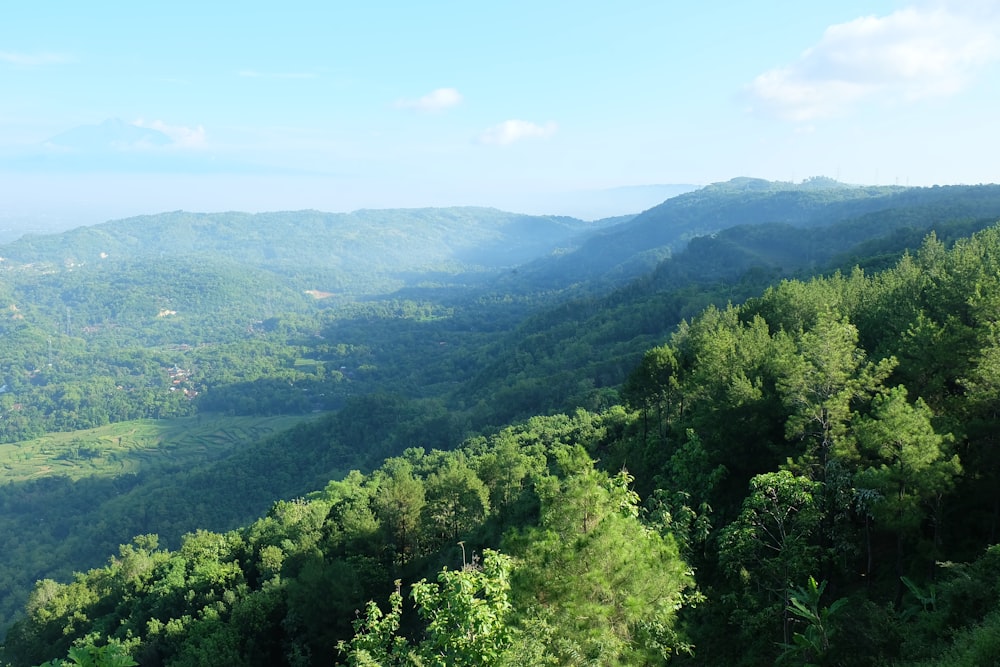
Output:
[
  {"xmin": 747, "ymin": 4, "xmax": 1000, "ymax": 121},
  {"xmin": 132, "ymin": 119, "xmax": 207, "ymax": 149},
  {"xmin": 479, "ymin": 120, "xmax": 557, "ymax": 145},
  {"xmin": 395, "ymin": 87, "xmax": 463, "ymax": 112},
  {"xmin": 0, "ymin": 51, "xmax": 72, "ymax": 66}
]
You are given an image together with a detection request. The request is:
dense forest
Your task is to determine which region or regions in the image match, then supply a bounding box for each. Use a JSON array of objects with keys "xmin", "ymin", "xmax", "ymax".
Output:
[{"xmin": 4, "ymin": 180, "xmax": 1000, "ymax": 665}]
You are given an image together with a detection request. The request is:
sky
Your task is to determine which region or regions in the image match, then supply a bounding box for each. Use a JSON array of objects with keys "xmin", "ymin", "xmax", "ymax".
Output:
[{"xmin": 2, "ymin": 0, "xmax": 999, "ymax": 229}]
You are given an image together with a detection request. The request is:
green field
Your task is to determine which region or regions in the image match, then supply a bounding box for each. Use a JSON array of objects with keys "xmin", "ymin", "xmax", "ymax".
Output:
[{"xmin": 0, "ymin": 414, "xmax": 315, "ymax": 483}]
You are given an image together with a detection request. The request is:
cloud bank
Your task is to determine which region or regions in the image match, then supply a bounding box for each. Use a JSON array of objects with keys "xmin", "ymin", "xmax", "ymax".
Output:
[
  {"xmin": 0, "ymin": 118, "xmax": 231, "ymax": 174},
  {"xmin": 747, "ymin": 4, "xmax": 1000, "ymax": 121},
  {"xmin": 479, "ymin": 120, "xmax": 557, "ymax": 145},
  {"xmin": 395, "ymin": 87, "xmax": 463, "ymax": 112},
  {"xmin": 132, "ymin": 119, "xmax": 207, "ymax": 149}
]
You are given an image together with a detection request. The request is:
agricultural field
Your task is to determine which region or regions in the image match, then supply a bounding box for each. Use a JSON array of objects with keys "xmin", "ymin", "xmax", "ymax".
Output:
[{"xmin": 0, "ymin": 414, "xmax": 313, "ymax": 483}]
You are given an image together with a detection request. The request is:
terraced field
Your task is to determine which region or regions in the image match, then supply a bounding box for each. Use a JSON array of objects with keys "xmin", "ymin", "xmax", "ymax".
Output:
[{"xmin": 0, "ymin": 414, "xmax": 313, "ymax": 483}]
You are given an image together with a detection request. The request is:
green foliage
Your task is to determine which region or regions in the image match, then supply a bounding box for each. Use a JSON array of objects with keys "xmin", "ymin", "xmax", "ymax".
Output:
[
  {"xmin": 9, "ymin": 186, "xmax": 1000, "ymax": 667},
  {"xmin": 719, "ymin": 470, "xmax": 823, "ymax": 656},
  {"xmin": 411, "ymin": 550, "xmax": 513, "ymax": 666},
  {"xmin": 855, "ymin": 386, "xmax": 959, "ymax": 536},
  {"xmin": 36, "ymin": 642, "xmax": 138, "ymax": 667},
  {"xmin": 371, "ymin": 458, "xmax": 427, "ymax": 567},
  {"xmin": 507, "ymin": 466, "xmax": 696, "ymax": 664},
  {"xmin": 908, "ymin": 609, "xmax": 1000, "ymax": 667},
  {"xmin": 900, "ymin": 576, "xmax": 938, "ymax": 621},
  {"xmin": 339, "ymin": 550, "xmax": 514, "ymax": 667},
  {"xmin": 423, "ymin": 456, "xmax": 490, "ymax": 547},
  {"xmin": 337, "ymin": 582, "xmax": 410, "ymax": 666},
  {"xmin": 776, "ymin": 310, "xmax": 895, "ymax": 477},
  {"xmin": 778, "ymin": 577, "xmax": 848, "ymax": 667},
  {"xmin": 645, "ymin": 430, "xmax": 722, "ymax": 557}
]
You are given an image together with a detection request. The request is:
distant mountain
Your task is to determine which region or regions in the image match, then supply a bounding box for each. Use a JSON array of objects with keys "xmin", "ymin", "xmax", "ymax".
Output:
[
  {"xmin": 0, "ymin": 207, "xmax": 602, "ymax": 297},
  {"xmin": 2, "ymin": 119, "xmax": 248, "ymax": 173},
  {"xmin": 10, "ymin": 180, "xmax": 1000, "ymax": 306},
  {"xmin": 512, "ymin": 179, "xmax": 1000, "ymax": 290},
  {"xmin": 43, "ymin": 118, "xmax": 172, "ymax": 152}
]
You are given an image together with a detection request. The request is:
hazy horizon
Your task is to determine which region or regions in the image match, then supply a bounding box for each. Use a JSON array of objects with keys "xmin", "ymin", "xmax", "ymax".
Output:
[{"xmin": 3, "ymin": 1, "xmax": 1000, "ymax": 230}]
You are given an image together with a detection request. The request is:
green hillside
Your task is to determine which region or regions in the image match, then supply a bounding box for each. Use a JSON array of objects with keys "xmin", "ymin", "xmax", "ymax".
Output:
[
  {"xmin": 8, "ymin": 227, "xmax": 1000, "ymax": 664},
  {"xmin": 1, "ymin": 208, "xmax": 602, "ymax": 297},
  {"xmin": 4, "ymin": 183, "xmax": 1000, "ymax": 664},
  {"xmin": 515, "ymin": 179, "xmax": 1000, "ymax": 290}
]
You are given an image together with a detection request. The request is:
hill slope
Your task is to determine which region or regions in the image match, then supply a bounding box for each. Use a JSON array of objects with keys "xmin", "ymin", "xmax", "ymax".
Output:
[
  {"xmin": 10, "ymin": 221, "xmax": 1000, "ymax": 665},
  {"xmin": 1, "ymin": 207, "xmax": 604, "ymax": 297},
  {"xmin": 4, "ymin": 180, "xmax": 1000, "ymax": 657},
  {"xmin": 514, "ymin": 179, "xmax": 1000, "ymax": 290}
]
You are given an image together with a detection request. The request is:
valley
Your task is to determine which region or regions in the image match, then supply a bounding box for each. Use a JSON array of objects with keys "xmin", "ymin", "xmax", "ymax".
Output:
[{"xmin": 3, "ymin": 179, "xmax": 1000, "ymax": 665}]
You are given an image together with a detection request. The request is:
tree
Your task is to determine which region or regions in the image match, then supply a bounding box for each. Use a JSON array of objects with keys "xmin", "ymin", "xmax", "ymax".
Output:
[
  {"xmin": 622, "ymin": 344, "xmax": 680, "ymax": 446},
  {"xmin": 410, "ymin": 550, "xmax": 513, "ymax": 666},
  {"xmin": 423, "ymin": 456, "xmax": 490, "ymax": 547},
  {"xmin": 776, "ymin": 310, "xmax": 894, "ymax": 479},
  {"xmin": 371, "ymin": 458, "xmax": 426, "ymax": 567},
  {"xmin": 507, "ymin": 465, "xmax": 696, "ymax": 664},
  {"xmin": 719, "ymin": 470, "xmax": 822, "ymax": 649},
  {"xmin": 471, "ymin": 434, "xmax": 536, "ymax": 531},
  {"xmin": 337, "ymin": 550, "xmax": 514, "ymax": 667},
  {"xmin": 336, "ymin": 581, "xmax": 409, "ymax": 667},
  {"xmin": 646, "ymin": 429, "xmax": 724, "ymax": 558},
  {"xmin": 854, "ymin": 386, "xmax": 960, "ymax": 593}
]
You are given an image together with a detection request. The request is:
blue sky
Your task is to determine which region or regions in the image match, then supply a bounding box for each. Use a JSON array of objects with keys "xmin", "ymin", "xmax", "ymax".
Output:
[{"xmin": 2, "ymin": 0, "xmax": 999, "ymax": 226}]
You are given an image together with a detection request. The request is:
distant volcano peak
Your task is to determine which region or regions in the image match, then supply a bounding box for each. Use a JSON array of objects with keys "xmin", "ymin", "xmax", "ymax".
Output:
[{"xmin": 44, "ymin": 118, "xmax": 172, "ymax": 152}]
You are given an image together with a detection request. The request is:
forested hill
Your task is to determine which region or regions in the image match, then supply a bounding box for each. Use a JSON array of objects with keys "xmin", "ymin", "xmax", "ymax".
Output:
[
  {"xmin": 515, "ymin": 178, "xmax": 1000, "ymax": 289},
  {"xmin": 10, "ymin": 221, "xmax": 1000, "ymax": 665},
  {"xmin": 0, "ymin": 207, "xmax": 606, "ymax": 296},
  {"xmin": 7, "ymin": 181, "xmax": 1000, "ymax": 664},
  {"xmin": 462, "ymin": 186, "xmax": 1000, "ymax": 426}
]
